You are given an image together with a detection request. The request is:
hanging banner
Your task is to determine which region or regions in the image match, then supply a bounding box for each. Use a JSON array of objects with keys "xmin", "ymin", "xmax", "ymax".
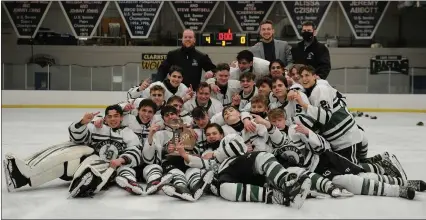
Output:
[
  {"xmin": 281, "ymin": 1, "xmax": 332, "ymax": 40},
  {"xmin": 339, "ymin": 1, "xmax": 390, "ymax": 39},
  {"xmin": 116, "ymin": 1, "xmax": 164, "ymax": 39},
  {"xmin": 225, "ymin": 1, "xmax": 275, "ymax": 33},
  {"xmin": 169, "ymin": 1, "xmax": 219, "ymax": 32},
  {"xmin": 59, "ymin": 1, "xmax": 109, "ymax": 39},
  {"xmin": 2, "ymin": 1, "xmax": 52, "ymax": 38}
]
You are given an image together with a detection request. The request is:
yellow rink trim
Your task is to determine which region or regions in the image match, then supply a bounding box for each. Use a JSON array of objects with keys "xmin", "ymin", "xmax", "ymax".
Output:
[{"xmin": 1, "ymin": 104, "xmax": 426, "ymax": 113}]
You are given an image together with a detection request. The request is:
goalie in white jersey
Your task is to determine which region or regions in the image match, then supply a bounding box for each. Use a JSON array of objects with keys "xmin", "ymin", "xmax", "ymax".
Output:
[{"xmin": 3, "ymin": 105, "xmax": 143, "ymax": 198}]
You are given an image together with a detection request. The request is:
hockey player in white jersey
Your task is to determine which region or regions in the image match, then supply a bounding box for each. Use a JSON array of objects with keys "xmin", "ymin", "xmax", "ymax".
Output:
[
  {"xmin": 190, "ymin": 106, "xmax": 257, "ymax": 160},
  {"xmin": 233, "ymin": 72, "xmax": 258, "ymax": 112},
  {"xmin": 229, "ymin": 50, "xmax": 270, "ymax": 80},
  {"xmin": 273, "ymin": 120, "xmax": 417, "ymax": 199},
  {"xmin": 269, "ymin": 76, "xmax": 309, "ymax": 125},
  {"xmin": 94, "ymin": 99, "xmax": 174, "ymax": 195},
  {"xmin": 174, "ymin": 123, "xmax": 312, "ymax": 209},
  {"xmin": 131, "ymin": 65, "xmax": 192, "ymax": 102},
  {"xmin": 268, "ymin": 59, "xmax": 287, "ymax": 79},
  {"xmin": 3, "ymin": 105, "xmax": 141, "ymax": 198},
  {"xmin": 142, "ymin": 106, "xmax": 213, "ymax": 199},
  {"xmin": 127, "ymin": 77, "xmax": 152, "ymax": 99},
  {"xmin": 66, "ymin": 105, "xmax": 144, "ymax": 198},
  {"xmin": 221, "ymin": 106, "xmax": 271, "ymax": 153},
  {"xmin": 121, "ymin": 85, "xmax": 167, "ymax": 116},
  {"xmin": 206, "ymin": 63, "xmax": 241, "ymax": 107},
  {"xmin": 183, "ymin": 82, "xmax": 223, "ymax": 118}
]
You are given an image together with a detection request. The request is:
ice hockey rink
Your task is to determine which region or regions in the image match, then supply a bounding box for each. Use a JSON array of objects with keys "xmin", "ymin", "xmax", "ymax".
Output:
[{"xmin": 1, "ymin": 108, "xmax": 426, "ymax": 219}]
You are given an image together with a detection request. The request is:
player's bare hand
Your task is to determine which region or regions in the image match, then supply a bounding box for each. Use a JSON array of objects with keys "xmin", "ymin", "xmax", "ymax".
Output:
[
  {"xmin": 123, "ymin": 102, "xmax": 134, "ymax": 112},
  {"xmin": 247, "ymin": 143, "xmax": 253, "ymax": 152},
  {"xmin": 81, "ymin": 111, "xmax": 100, "ymax": 125},
  {"xmin": 229, "ymin": 60, "xmax": 238, "ymax": 68},
  {"xmin": 252, "ymin": 114, "xmax": 270, "ymax": 128},
  {"xmin": 139, "ymin": 77, "xmax": 151, "ymax": 91},
  {"xmin": 184, "ymin": 84, "xmax": 195, "ymax": 101},
  {"xmin": 243, "ymin": 118, "xmax": 256, "ymax": 133},
  {"xmin": 210, "ymin": 84, "xmax": 220, "ymax": 93},
  {"xmin": 232, "ymin": 93, "xmax": 241, "ymax": 107},
  {"xmin": 295, "ymin": 123, "xmax": 309, "ymax": 136},
  {"xmin": 93, "ymin": 118, "xmax": 104, "ymax": 128},
  {"xmin": 187, "ymin": 128, "xmax": 198, "ymax": 140},
  {"xmin": 202, "ymin": 152, "xmax": 215, "ymax": 159},
  {"xmin": 110, "ymin": 158, "xmax": 125, "ymax": 168},
  {"xmin": 175, "ymin": 141, "xmax": 186, "ymax": 154},
  {"xmin": 287, "ymin": 90, "xmax": 297, "ymax": 101},
  {"xmin": 149, "ymin": 123, "xmax": 161, "ymax": 134},
  {"xmin": 205, "ymin": 71, "xmax": 214, "ymax": 79}
]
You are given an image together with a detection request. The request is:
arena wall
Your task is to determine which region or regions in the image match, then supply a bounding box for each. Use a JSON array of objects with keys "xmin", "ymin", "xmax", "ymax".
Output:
[{"xmin": 2, "ymin": 90, "xmax": 426, "ymax": 113}]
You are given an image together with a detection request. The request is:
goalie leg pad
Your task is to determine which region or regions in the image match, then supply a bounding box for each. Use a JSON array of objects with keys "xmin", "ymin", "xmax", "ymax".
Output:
[
  {"xmin": 68, "ymin": 155, "xmax": 114, "ymax": 197},
  {"xmin": 3, "ymin": 144, "xmax": 93, "ymax": 190}
]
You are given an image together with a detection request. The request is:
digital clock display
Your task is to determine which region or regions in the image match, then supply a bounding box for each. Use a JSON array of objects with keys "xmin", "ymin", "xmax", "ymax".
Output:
[
  {"xmin": 178, "ymin": 31, "xmax": 259, "ymax": 47},
  {"xmin": 200, "ymin": 32, "xmax": 257, "ymax": 47}
]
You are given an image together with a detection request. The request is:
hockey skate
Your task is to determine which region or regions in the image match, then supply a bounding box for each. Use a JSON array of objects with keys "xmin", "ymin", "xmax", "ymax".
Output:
[
  {"xmin": 407, "ymin": 180, "xmax": 426, "ymax": 192},
  {"xmin": 144, "ymin": 173, "xmax": 173, "ymax": 195},
  {"xmin": 115, "ymin": 176, "xmax": 144, "ymax": 195},
  {"xmin": 162, "ymin": 170, "xmax": 214, "ymax": 202},
  {"xmin": 380, "ymin": 152, "xmax": 406, "ymax": 182},
  {"xmin": 68, "ymin": 168, "xmax": 102, "ymax": 198},
  {"xmin": 399, "ymin": 186, "xmax": 415, "ymax": 200},
  {"xmin": 3, "ymin": 155, "xmax": 30, "ymax": 192},
  {"xmin": 268, "ymin": 174, "xmax": 311, "ymax": 209}
]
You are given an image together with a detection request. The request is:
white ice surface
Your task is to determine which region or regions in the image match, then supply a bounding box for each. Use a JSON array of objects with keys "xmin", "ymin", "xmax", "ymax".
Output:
[{"xmin": 1, "ymin": 109, "xmax": 426, "ymax": 219}]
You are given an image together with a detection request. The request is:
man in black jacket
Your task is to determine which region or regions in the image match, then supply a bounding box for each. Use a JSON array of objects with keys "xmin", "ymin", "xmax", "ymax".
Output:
[
  {"xmin": 291, "ymin": 21, "xmax": 331, "ymax": 79},
  {"xmin": 156, "ymin": 29, "xmax": 216, "ymax": 89}
]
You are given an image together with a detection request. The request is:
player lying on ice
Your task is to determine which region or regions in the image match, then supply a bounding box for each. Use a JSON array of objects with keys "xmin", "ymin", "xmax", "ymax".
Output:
[
  {"xmin": 173, "ymin": 122, "xmax": 312, "ymax": 209},
  {"xmin": 265, "ymin": 108, "xmax": 423, "ymax": 199},
  {"xmin": 3, "ymin": 105, "xmax": 145, "ymax": 198}
]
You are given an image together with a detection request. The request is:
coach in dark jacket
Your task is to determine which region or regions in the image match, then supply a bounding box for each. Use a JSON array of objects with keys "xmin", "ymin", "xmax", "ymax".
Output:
[
  {"xmin": 291, "ymin": 21, "xmax": 331, "ymax": 79},
  {"xmin": 156, "ymin": 29, "xmax": 216, "ymax": 89}
]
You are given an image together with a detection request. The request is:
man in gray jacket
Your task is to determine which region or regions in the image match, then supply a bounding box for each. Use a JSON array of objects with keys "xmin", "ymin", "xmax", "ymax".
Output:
[{"xmin": 249, "ymin": 20, "xmax": 293, "ymax": 69}]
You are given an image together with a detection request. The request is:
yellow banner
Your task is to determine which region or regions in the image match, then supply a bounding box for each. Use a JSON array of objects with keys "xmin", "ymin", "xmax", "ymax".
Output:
[{"xmin": 141, "ymin": 53, "xmax": 167, "ymax": 70}]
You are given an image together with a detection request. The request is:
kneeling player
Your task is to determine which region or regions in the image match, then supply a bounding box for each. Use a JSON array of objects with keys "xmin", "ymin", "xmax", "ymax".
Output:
[{"xmin": 176, "ymin": 123, "xmax": 312, "ymax": 209}]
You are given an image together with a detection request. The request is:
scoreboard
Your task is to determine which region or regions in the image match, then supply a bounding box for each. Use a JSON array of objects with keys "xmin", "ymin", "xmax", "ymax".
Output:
[{"xmin": 179, "ymin": 30, "xmax": 260, "ymax": 47}]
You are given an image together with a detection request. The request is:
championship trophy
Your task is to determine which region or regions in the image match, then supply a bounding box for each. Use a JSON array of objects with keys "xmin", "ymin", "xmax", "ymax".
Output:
[{"xmin": 166, "ymin": 118, "xmax": 196, "ymax": 157}]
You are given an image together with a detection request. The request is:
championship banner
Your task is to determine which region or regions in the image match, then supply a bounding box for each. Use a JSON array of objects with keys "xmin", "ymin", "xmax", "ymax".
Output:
[
  {"xmin": 170, "ymin": 1, "xmax": 219, "ymax": 32},
  {"xmin": 116, "ymin": 1, "xmax": 164, "ymax": 39},
  {"xmin": 225, "ymin": 1, "xmax": 275, "ymax": 33},
  {"xmin": 339, "ymin": 1, "xmax": 390, "ymax": 39},
  {"xmin": 2, "ymin": 1, "xmax": 52, "ymax": 38},
  {"xmin": 141, "ymin": 53, "xmax": 167, "ymax": 70},
  {"xmin": 281, "ymin": 1, "xmax": 332, "ymax": 40},
  {"xmin": 59, "ymin": 1, "xmax": 109, "ymax": 39}
]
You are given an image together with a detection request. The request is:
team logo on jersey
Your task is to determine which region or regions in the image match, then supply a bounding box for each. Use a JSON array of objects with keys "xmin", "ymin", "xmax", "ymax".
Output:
[
  {"xmin": 279, "ymin": 145, "xmax": 306, "ymax": 166},
  {"xmin": 96, "ymin": 140, "xmax": 125, "ymax": 161}
]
